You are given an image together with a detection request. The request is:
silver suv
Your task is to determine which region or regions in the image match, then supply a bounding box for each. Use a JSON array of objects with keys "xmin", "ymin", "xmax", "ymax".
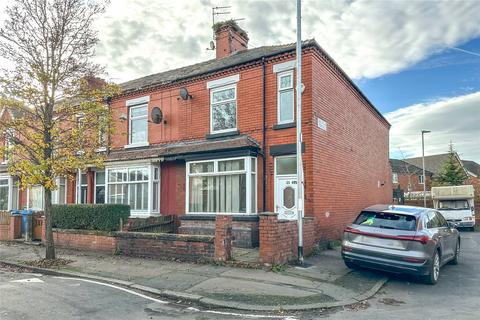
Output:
[{"xmin": 342, "ymin": 205, "xmax": 460, "ymax": 284}]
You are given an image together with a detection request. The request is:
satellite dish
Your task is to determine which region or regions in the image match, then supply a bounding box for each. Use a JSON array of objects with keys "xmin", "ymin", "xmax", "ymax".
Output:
[
  {"xmin": 151, "ymin": 107, "xmax": 163, "ymax": 124},
  {"xmin": 209, "ymin": 41, "xmax": 215, "ymax": 50},
  {"xmin": 179, "ymin": 87, "xmax": 192, "ymax": 100}
]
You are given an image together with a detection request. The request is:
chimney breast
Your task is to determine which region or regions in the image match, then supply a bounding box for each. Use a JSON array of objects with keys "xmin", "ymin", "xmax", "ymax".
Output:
[{"xmin": 213, "ymin": 20, "xmax": 249, "ymax": 59}]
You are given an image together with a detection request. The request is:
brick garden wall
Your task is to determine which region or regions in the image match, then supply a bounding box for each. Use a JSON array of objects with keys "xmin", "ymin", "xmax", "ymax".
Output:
[
  {"xmin": 0, "ymin": 215, "xmax": 21, "ymax": 241},
  {"xmin": 51, "ymin": 229, "xmax": 118, "ymax": 254},
  {"xmin": 259, "ymin": 213, "xmax": 317, "ymax": 265}
]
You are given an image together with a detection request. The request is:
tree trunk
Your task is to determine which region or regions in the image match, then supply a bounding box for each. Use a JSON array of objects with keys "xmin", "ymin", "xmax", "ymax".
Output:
[{"xmin": 44, "ymin": 188, "xmax": 55, "ymax": 260}]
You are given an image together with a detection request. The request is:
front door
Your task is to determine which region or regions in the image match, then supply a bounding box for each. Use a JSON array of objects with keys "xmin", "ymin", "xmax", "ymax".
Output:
[{"xmin": 275, "ymin": 176, "xmax": 298, "ymax": 220}]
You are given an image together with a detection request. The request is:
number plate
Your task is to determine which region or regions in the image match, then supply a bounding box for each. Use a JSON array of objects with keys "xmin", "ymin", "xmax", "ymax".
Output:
[{"xmin": 355, "ymin": 235, "xmax": 406, "ymax": 249}]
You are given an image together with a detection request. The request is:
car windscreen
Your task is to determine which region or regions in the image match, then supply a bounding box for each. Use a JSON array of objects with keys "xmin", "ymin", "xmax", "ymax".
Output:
[
  {"xmin": 439, "ymin": 200, "xmax": 469, "ymax": 210},
  {"xmin": 353, "ymin": 211, "xmax": 417, "ymax": 231}
]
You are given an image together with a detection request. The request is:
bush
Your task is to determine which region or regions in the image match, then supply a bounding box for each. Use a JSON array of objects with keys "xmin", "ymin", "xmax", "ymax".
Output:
[{"xmin": 52, "ymin": 204, "xmax": 130, "ymax": 231}]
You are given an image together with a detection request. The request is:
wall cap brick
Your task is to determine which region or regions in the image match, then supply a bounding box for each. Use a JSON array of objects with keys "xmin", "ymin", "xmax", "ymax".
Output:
[{"xmin": 115, "ymin": 231, "xmax": 214, "ymax": 243}]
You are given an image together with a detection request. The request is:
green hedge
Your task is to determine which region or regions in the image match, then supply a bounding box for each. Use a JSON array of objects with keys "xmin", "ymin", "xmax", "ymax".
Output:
[{"xmin": 52, "ymin": 204, "xmax": 130, "ymax": 231}]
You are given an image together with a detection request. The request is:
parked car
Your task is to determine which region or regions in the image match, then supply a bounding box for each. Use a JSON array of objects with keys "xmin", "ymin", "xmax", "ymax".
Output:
[{"xmin": 341, "ymin": 205, "xmax": 460, "ymax": 284}]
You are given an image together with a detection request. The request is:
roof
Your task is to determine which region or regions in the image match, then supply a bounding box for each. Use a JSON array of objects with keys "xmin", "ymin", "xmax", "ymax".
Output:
[
  {"xmin": 404, "ymin": 153, "xmax": 468, "ymax": 177},
  {"xmin": 462, "ymin": 160, "xmax": 480, "ymax": 177},
  {"xmin": 119, "ymin": 39, "xmax": 388, "ymax": 125},
  {"xmin": 363, "ymin": 204, "xmax": 428, "ymax": 216},
  {"xmin": 106, "ymin": 135, "xmax": 259, "ymax": 162},
  {"xmin": 390, "ymin": 158, "xmax": 433, "ymax": 175}
]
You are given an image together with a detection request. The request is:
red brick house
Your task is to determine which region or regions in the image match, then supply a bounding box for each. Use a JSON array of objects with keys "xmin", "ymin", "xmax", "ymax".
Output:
[
  {"xmin": 3, "ymin": 21, "xmax": 392, "ymax": 245},
  {"xmin": 390, "ymin": 158, "xmax": 433, "ymax": 192}
]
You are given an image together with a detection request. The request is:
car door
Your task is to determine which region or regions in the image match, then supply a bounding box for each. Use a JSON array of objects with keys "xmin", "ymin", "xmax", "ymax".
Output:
[
  {"xmin": 426, "ymin": 211, "xmax": 452, "ymax": 262},
  {"xmin": 435, "ymin": 211, "xmax": 456, "ymax": 259}
]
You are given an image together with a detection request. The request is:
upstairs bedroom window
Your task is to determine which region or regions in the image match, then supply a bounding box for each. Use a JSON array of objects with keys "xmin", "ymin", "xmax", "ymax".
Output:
[
  {"xmin": 277, "ymin": 70, "xmax": 294, "ymax": 124},
  {"xmin": 210, "ymin": 84, "xmax": 237, "ymax": 134},
  {"xmin": 129, "ymin": 104, "xmax": 148, "ymax": 145}
]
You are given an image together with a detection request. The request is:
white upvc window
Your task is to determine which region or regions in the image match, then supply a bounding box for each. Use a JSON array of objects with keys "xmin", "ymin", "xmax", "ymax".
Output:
[
  {"xmin": 0, "ymin": 177, "xmax": 10, "ymax": 211},
  {"xmin": 419, "ymin": 174, "xmax": 425, "ymax": 184},
  {"xmin": 52, "ymin": 177, "xmax": 67, "ymax": 205},
  {"xmin": 277, "ymin": 70, "xmax": 295, "ymax": 124},
  {"xmin": 95, "ymin": 171, "xmax": 106, "ymax": 204},
  {"xmin": 106, "ymin": 164, "xmax": 159, "ymax": 216},
  {"xmin": 210, "ymin": 84, "xmax": 237, "ymax": 134},
  {"xmin": 392, "ymin": 173, "xmax": 399, "ymax": 184},
  {"xmin": 27, "ymin": 185, "xmax": 44, "ymax": 211},
  {"xmin": 1, "ymin": 129, "xmax": 14, "ymax": 164},
  {"xmin": 77, "ymin": 171, "xmax": 88, "ymax": 204},
  {"xmin": 129, "ymin": 104, "xmax": 148, "ymax": 145},
  {"xmin": 186, "ymin": 157, "xmax": 257, "ymax": 215}
]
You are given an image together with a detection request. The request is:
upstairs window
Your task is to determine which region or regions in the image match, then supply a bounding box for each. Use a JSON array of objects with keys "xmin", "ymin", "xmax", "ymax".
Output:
[
  {"xmin": 210, "ymin": 85, "xmax": 237, "ymax": 133},
  {"xmin": 129, "ymin": 105, "xmax": 148, "ymax": 144},
  {"xmin": 277, "ymin": 71, "xmax": 294, "ymax": 124},
  {"xmin": 419, "ymin": 174, "xmax": 424, "ymax": 184},
  {"xmin": 392, "ymin": 173, "xmax": 399, "ymax": 184}
]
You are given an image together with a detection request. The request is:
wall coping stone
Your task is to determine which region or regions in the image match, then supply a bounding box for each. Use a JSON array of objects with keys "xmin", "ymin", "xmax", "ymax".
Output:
[
  {"xmin": 53, "ymin": 228, "xmax": 116, "ymax": 237},
  {"xmin": 115, "ymin": 231, "xmax": 214, "ymax": 243},
  {"xmin": 258, "ymin": 212, "xmax": 278, "ymax": 216},
  {"xmin": 180, "ymin": 214, "xmax": 259, "ymax": 222}
]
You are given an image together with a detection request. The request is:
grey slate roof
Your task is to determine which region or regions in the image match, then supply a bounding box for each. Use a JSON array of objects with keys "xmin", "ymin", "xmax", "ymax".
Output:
[
  {"xmin": 390, "ymin": 158, "xmax": 432, "ymax": 175},
  {"xmin": 120, "ymin": 40, "xmax": 316, "ymax": 94},
  {"xmin": 404, "ymin": 153, "xmax": 469, "ymax": 177},
  {"xmin": 106, "ymin": 135, "xmax": 260, "ymax": 162},
  {"xmin": 462, "ymin": 160, "xmax": 480, "ymax": 177},
  {"xmin": 119, "ymin": 39, "xmax": 388, "ymax": 125}
]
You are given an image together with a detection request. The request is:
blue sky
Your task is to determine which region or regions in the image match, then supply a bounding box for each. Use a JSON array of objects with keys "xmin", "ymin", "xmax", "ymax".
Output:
[
  {"xmin": 1, "ymin": 0, "xmax": 479, "ymax": 162},
  {"xmin": 357, "ymin": 38, "xmax": 480, "ymax": 114}
]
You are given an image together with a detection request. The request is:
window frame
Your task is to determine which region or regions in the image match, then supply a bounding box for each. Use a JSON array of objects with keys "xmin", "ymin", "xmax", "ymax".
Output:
[
  {"xmin": 419, "ymin": 174, "xmax": 425, "ymax": 184},
  {"xmin": 105, "ymin": 163, "xmax": 160, "ymax": 217},
  {"xmin": 128, "ymin": 104, "xmax": 149, "ymax": 145},
  {"xmin": 76, "ymin": 171, "xmax": 88, "ymax": 204},
  {"xmin": 0, "ymin": 176, "xmax": 11, "ymax": 211},
  {"xmin": 186, "ymin": 156, "xmax": 257, "ymax": 215},
  {"xmin": 210, "ymin": 84, "xmax": 238, "ymax": 134},
  {"xmin": 277, "ymin": 70, "xmax": 295, "ymax": 125},
  {"xmin": 94, "ymin": 170, "xmax": 106, "ymax": 204},
  {"xmin": 392, "ymin": 173, "xmax": 399, "ymax": 184}
]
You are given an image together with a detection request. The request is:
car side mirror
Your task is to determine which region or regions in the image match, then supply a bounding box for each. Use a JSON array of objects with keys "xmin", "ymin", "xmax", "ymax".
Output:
[{"xmin": 448, "ymin": 221, "xmax": 458, "ymax": 229}]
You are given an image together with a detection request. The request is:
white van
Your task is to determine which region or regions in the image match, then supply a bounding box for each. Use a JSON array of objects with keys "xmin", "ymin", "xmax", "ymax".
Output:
[{"xmin": 432, "ymin": 185, "xmax": 475, "ymax": 230}]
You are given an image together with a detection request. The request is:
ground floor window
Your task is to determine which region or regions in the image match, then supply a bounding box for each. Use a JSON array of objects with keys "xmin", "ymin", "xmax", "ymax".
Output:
[
  {"xmin": 106, "ymin": 164, "xmax": 159, "ymax": 215},
  {"xmin": 187, "ymin": 157, "xmax": 257, "ymax": 214},
  {"xmin": 0, "ymin": 178, "xmax": 9, "ymax": 210},
  {"xmin": 95, "ymin": 171, "xmax": 105, "ymax": 204},
  {"xmin": 28, "ymin": 185, "xmax": 44, "ymax": 211},
  {"xmin": 77, "ymin": 172, "xmax": 88, "ymax": 204}
]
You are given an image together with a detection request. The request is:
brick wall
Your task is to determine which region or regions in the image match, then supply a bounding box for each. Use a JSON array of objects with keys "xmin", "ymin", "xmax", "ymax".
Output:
[
  {"xmin": 259, "ymin": 213, "xmax": 317, "ymax": 265},
  {"xmin": 0, "ymin": 215, "xmax": 21, "ymax": 241},
  {"xmin": 394, "ymin": 173, "xmax": 432, "ymax": 192},
  {"xmin": 179, "ymin": 215, "xmax": 259, "ymax": 248},
  {"xmin": 310, "ymin": 51, "xmax": 392, "ymax": 241},
  {"xmin": 214, "ymin": 215, "xmax": 233, "ymax": 262},
  {"xmin": 51, "ymin": 229, "xmax": 118, "ymax": 254},
  {"xmin": 116, "ymin": 232, "xmax": 214, "ymax": 261}
]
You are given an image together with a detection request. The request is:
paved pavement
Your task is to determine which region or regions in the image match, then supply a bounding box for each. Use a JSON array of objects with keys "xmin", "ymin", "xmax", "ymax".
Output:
[
  {"xmin": 0, "ymin": 270, "xmax": 295, "ymax": 320},
  {"xmin": 300, "ymin": 229, "xmax": 480, "ymax": 319},
  {"xmin": 0, "ymin": 242, "xmax": 386, "ymax": 312}
]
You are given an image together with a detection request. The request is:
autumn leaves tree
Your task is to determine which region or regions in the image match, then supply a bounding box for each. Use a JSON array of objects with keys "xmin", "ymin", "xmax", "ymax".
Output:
[{"xmin": 0, "ymin": 0, "xmax": 116, "ymax": 259}]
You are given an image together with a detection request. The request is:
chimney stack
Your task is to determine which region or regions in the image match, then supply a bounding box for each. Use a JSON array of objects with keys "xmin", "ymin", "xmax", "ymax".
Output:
[{"xmin": 213, "ymin": 20, "xmax": 249, "ymax": 59}]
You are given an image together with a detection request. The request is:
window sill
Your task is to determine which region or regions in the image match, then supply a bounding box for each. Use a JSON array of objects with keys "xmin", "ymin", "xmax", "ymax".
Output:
[
  {"xmin": 130, "ymin": 212, "xmax": 160, "ymax": 218},
  {"xmin": 206, "ymin": 130, "xmax": 240, "ymax": 140},
  {"xmin": 124, "ymin": 142, "xmax": 150, "ymax": 149},
  {"xmin": 272, "ymin": 122, "xmax": 295, "ymax": 130}
]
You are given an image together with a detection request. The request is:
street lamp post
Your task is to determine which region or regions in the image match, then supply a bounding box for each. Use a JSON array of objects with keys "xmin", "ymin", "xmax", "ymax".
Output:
[{"xmin": 421, "ymin": 130, "xmax": 431, "ymax": 207}]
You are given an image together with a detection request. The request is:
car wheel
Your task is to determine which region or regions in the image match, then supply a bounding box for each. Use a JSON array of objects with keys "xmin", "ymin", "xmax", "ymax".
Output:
[
  {"xmin": 423, "ymin": 250, "xmax": 440, "ymax": 285},
  {"xmin": 344, "ymin": 260, "xmax": 358, "ymax": 270},
  {"xmin": 450, "ymin": 240, "xmax": 460, "ymax": 265}
]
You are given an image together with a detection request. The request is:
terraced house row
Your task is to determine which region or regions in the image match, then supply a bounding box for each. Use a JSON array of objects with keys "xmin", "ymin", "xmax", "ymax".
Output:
[{"xmin": 0, "ymin": 21, "xmax": 392, "ymax": 246}]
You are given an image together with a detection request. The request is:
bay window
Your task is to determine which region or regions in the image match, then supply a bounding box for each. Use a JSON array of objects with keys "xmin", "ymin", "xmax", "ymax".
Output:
[
  {"xmin": 106, "ymin": 164, "xmax": 159, "ymax": 216},
  {"xmin": 95, "ymin": 171, "xmax": 106, "ymax": 204},
  {"xmin": 77, "ymin": 172, "xmax": 88, "ymax": 204},
  {"xmin": 187, "ymin": 157, "xmax": 257, "ymax": 215},
  {"xmin": 0, "ymin": 178, "xmax": 9, "ymax": 210},
  {"xmin": 52, "ymin": 177, "xmax": 67, "ymax": 205},
  {"xmin": 210, "ymin": 85, "xmax": 237, "ymax": 133}
]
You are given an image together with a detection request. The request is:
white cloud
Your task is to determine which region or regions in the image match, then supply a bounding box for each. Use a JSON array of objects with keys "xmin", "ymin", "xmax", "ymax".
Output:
[
  {"xmin": 1, "ymin": 0, "xmax": 480, "ymax": 82},
  {"xmin": 386, "ymin": 92, "xmax": 480, "ymax": 162}
]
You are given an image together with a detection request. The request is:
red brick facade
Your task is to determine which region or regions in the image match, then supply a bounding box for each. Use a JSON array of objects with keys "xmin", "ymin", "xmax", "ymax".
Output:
[{"xmin": 393, "ymin": 173, "xmax": 432, "ymax": 192}]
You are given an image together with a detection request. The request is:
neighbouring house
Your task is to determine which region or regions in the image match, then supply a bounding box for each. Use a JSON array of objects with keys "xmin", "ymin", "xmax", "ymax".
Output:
[
  {"xmin": 1, "ymin": 21, "xmax": 392, "ymax": 245},
  {"xmin": 390, "ymin": 158, "xmax": 433, "ymax": 192},
  {"xmin": 404, "ymin": 152, "xmax": 477, "ymax": 184}
]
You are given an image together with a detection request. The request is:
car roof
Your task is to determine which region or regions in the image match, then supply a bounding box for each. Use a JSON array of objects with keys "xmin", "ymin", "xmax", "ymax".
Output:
[{"xmin": 362, "ymin": 204, "xmax": 431, "ymax": 217}]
